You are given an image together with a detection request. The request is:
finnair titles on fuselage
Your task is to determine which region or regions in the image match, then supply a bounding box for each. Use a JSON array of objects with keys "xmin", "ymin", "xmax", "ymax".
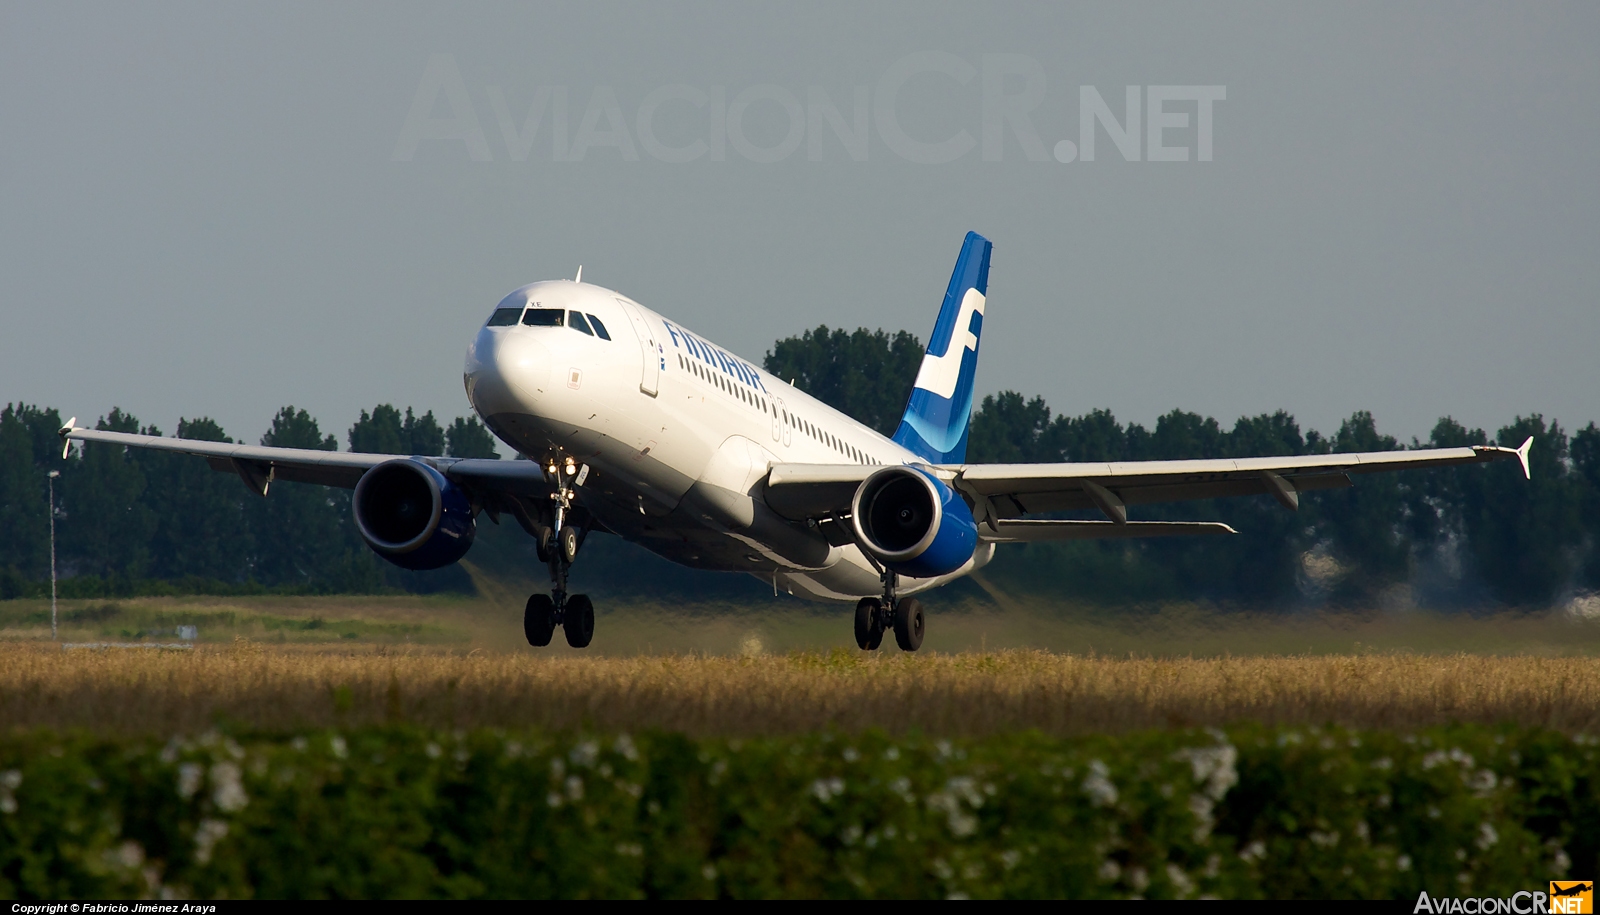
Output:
[{"xmin": 62, "ymin": 233, "xmax": 1533, "ymax": 651}]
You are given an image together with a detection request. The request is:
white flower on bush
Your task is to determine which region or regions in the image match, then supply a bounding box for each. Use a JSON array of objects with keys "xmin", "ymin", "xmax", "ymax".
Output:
[
  {"xmin": 1476, "ymin": 823, "xmax": 1499, "ymax": 851},
  {"xmin": 1547, "ymin": 840, "xmax": 1572, "ymax": 874},
  {"xmin": 811, "ymin": 777, "xmax": 845, "ymax": 803},
  {"xmin": 614, "ymin": 735, "xmax": 638, "ymax": 762},
  {"xmin": 177, "ymin": 763, "xmax": 204, "ymax": 800},
  {"xmin": 194, "ymin": 818, "xmax": 229, "ymax": 865},
  {"xmin": 926, "ymin": 777, "xmax": 983, "ymax": 838},
  {"xmin": 0, "ymin": 769, "xmax": 20, "ymax": 815},
  {"xmin": 1175, "ymin": 743, "xmax": 1238, "ymax": 801},
  {"xmin": 1082, "ymin": 760, "xmax": 1118, "ymax": 808},
  {"xmin": 1167, "ymin": 863, "xmax": 1195, "ymax": 897},
  {"xmin": 105, "ymin": 840, "xmax": 144, "ymax": 871},
  {"xmin": 570, "ymin": 741, "xmax": 599, "ymax": 768},
  {"xmin": 210, "ymin": 762, "xmax": 248, "ymax": 813}
]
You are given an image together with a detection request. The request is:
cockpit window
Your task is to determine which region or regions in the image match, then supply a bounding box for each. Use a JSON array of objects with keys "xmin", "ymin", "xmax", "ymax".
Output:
[
  {"xmin": 487, "ymin": 307, "xmax": 524, "ymax": 326},
  {"xmin": 587, "ymin": 314, "xmax": 611, "ymax": 340},
  {"xmin": 568, "ymin": 311, "xmax": 595, "ymax": 336},
  {"xmin": 521, "ymin": 308, "xmax": 565, "ymax": 327}
]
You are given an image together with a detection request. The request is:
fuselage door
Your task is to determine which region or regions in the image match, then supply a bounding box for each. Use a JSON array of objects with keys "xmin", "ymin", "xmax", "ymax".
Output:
[
  {"xmin": 773, "ymin": 396, "xmax": 792, "ymax": 447},
  {"xmin": 615, "ymin": 298, "xmax": 661, "ymax": 397}
]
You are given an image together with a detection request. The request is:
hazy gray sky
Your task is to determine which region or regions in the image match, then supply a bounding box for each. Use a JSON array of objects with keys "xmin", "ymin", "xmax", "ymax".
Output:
[{"xmin": 3, "ymin": 2, "xmax": 1596, "ymax": 452}]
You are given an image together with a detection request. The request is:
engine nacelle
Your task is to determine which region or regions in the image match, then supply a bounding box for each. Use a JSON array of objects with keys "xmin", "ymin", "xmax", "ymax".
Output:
[
  {"xmin": 353, "ymin": 459, "xmax": 476, "ymax": 570},
  {"xmin": 850, "ymin": 466, "xmax": 978, "ymax": 578}
]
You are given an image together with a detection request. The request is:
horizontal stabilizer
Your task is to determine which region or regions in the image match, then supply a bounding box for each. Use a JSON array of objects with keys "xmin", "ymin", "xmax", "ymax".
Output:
[{"xmin": 980, "ymin": 519, "xmax": 1236, "ymax": 543}]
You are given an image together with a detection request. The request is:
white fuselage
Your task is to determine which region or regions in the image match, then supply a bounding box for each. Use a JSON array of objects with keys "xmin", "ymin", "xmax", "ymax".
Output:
[{"xmin": 462, "ymin": 280, "xmax": 992, "ymax": 601}]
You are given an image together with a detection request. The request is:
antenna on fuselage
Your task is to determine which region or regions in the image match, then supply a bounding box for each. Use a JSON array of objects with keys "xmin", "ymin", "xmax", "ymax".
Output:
[{"xmin": 575, "ymin": 266, "xmax": 583, "ymax": 283}]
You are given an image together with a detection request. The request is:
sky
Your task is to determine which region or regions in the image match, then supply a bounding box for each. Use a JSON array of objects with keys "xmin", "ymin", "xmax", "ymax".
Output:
[{"xmin": 2, "ymin": 2, "xmax": 1596, "ymax": 453}]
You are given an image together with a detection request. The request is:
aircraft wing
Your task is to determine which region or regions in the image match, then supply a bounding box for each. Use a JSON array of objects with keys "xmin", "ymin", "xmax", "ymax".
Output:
[
  {"xmin": 58, "ymin": 423, "xmax": 552, "ymax": 498},
  {"xmin": 764, "ymin": 438, "xmax": 1532, "ymax": 538}
]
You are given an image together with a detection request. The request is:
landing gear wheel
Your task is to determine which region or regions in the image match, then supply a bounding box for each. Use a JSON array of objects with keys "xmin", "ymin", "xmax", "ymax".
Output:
[
  {"xmin": 559, "ymin": 526, "xmax": 581, "ymax": 564},
  {"xmin": 535, "ymin": 526, "xmax": 554, "ymax": 564},
  {"xmin": 524, "ymin": 593, "xmax": 556, "ymax": 647},
  {"xmin": 564, "ymin": 593, "xmax": 594, "ymax": 648},
  {"xmin": 893, "ymin": 597, "xmax": 925, "ymax": 652},
  {"xmin": 854, "ymin": 598, "xmax": 884, "ymax": 651}
]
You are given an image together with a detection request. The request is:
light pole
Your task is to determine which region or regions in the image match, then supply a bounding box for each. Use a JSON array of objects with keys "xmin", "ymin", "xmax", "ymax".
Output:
[{"xmin": 47, "ymin": 470, "xmax": 59, "ymax": 641}]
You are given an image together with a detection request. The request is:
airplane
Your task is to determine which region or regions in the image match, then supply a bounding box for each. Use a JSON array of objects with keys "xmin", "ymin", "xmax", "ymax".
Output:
[{"xmin": 58, "ymin": 232, "xmax": 1533, "ymax": 652}]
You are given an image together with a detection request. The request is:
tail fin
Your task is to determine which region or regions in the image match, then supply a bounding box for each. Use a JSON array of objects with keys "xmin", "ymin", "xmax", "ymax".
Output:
[{"xmin": 891, "ymin": 231, "xmax": 991, "ymax": 464}]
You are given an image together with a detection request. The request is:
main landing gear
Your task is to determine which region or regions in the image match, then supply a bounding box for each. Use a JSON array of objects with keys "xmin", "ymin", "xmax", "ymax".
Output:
[
  {"xmin": 854, "ymin": 570, "xmax": 925, "ymax": 652},
  {"xmin": 524, "ymin": 456, "xmax": 594, "ymax": 649}
]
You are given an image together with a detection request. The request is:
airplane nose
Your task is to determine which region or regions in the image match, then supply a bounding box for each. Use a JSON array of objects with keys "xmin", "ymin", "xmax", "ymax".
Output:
[{"xmin": 465, "ymin": 327, "xmax": 551, "ymax": 416}]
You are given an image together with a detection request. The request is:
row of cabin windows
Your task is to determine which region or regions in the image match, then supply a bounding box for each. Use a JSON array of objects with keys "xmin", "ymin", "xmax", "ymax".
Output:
[
  {"xmin": 487, "ymin": 306, "xmax": 612, "ymax": 340},
  {"xmin": 678, "ymin": 354, "xmax": 767, "ymax": 412},
  {"xmin": 674, "ymin": 354, "xmax": 879, "ymax": 464},
  {"xmin": 782, "ymin": 402, "xmax": 879, "ymax": 465}
]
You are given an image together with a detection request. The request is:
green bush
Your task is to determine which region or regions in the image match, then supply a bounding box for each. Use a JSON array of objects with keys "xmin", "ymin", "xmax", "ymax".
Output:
[{"xmin": 0, "ymin": 726, "xmax": 1589, "ymax": 899}]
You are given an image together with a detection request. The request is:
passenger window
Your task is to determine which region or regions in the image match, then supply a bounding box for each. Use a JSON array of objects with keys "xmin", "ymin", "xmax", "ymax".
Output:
[
  {"xmin": 587, "ymin": 314, "xmax": 611, "ymax": 340},
  {"xmin": 522, "ymin": 309, "xmax": 564, "ymax": 327},
  {"xmin": 487, "ymin": 307, "xmax": 523, "ymax": 326},
  {"xmin": 569, "ymin": 312, "xmax": 595, "ymax": 336}
]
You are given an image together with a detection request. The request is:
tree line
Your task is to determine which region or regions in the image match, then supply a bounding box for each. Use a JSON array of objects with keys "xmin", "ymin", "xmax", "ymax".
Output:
[
  {"xmin": 0, "ymin": 403, "xmax": 499, "ymax": 599},
  {"xmin": 766, "ymin": 326, "xmax": 1600, "ymax": 609},
  {"xmin": 2, "ymin": 324, "xmax": 1596, "ymax": 608}
]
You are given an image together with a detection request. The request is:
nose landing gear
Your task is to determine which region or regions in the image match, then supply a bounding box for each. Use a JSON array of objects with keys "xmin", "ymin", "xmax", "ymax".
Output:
[
  {"xmin": 853, "ymin": 571, "xmax": 925, "ymax": 652},
  {"xmin": 524, "ymin": 455, "xmax": 595, "ymax": 649}
]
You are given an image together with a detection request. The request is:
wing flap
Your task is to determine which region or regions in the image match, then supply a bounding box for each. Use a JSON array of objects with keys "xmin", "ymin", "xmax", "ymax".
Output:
[
  {"xmin": 982, "ymin": 520, "xmax": 1236, "ymax": 542},
  {"xmin": 761, "ymin": 440, "xmax": 1530, "ymax": 524},
  {"xmin": 957, "ymin": 443, "xmax": 1527, "ymax": 519}
]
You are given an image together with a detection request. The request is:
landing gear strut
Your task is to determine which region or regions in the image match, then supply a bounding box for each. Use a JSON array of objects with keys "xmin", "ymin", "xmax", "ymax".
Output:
[
  {"xmin": 524, "ymin": 455, "xmax": 594, "ymax": 649},
  {"xmin": 854, "ymin": 570, "xmax": 925, "ymax": 652}
]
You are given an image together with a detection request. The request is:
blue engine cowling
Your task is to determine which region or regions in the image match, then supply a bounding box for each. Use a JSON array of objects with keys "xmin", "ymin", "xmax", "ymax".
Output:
[
  {"xmin": 353, "ymin": 459, "xmax": 476, "ymax": 570},
  {"xmin": 849, "ymin": 466, "xmax": 978, "ymax": 578}
]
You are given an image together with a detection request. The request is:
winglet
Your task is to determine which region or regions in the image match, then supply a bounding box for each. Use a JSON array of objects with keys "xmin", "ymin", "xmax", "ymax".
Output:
[
  {"xmin": 1515, "ymin": 435, "xmax": 1533, "ymax": 480},
  {"xmin": 58, "ymin": 417, "xmax": 77, "ymax": 459}
]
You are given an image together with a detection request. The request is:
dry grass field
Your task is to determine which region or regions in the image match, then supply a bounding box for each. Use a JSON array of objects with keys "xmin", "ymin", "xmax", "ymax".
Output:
[
  {"xmin": 7, "ymin": 581, "xmax": 1600, "ymax": 738},
  {"xmin": 3, "ymin": 643, "xmax": 1600, "ymax": 737}
]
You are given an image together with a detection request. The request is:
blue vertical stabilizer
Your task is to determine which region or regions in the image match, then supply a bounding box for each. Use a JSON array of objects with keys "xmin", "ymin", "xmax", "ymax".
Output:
[{"xmin": 891, "ymin": 232, "xmax": 991, "ymax": 464}]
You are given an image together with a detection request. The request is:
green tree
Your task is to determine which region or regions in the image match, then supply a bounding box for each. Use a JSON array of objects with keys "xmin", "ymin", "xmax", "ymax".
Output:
[
  {"xmin": 61, "ymin": 409, "xmax": 157, "ymax": 581},
  {"xmin": 968, "ymin": 392, "xmax": 1058, "ymax": 462},
  {"xmin": 144, "ymin": 418, "xmax": 254, "ymax": 582},
  {"xmin": 349, "ymin": 405, "xmax": 446, "ymax": 456},
  {"xmin": 763, "ymin": 327, "xmax": 923, "ymax": 436},
  {"xmin": 348, "ymin": 405, "xmax": 406, "ymax": 454},
  {"xmin": 446, "ymin": 415, "xmax": 500, "ymax": 459},
  {"xmin": 1054, "ymin": 408, "xmax": 1129, "ymax": 462},
  {"xmin": 1310, "ymin": 411, "xmax": 1408, "ymax": 601},
  {"xmin": 0, "ymin": 405, "xmax": 53, "ymax": 590},
  {"xmin": 1572, "ymin": 423, "xmax": 1600, "ymax": 591},
  {"xmin": 1143, "ymin": 410, "xmax": 1226, "ymax": 461},
  {"xmin": 1459, "ymin": 416, "xmax": 1582, "ymax": 606},
  {"xmin": 250, "ymin": 407, "xmax": 377, "ymax": 591},
  {"xmin": 403, "ymin": 408, "xmax": 445, "ymax": 456}
]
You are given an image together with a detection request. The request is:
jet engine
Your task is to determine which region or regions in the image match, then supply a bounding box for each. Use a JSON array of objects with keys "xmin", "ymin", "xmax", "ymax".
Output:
[
  {"xmin": 353, "ymin": 459, "xmax": 476, "ymax": 570},
  {"xmin": 849, "ymin": 466, "xmax": 978, "ymax": 578}
]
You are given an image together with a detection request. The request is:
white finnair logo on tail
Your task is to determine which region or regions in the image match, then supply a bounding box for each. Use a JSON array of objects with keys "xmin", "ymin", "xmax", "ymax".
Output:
[{"xmin": 912, "ymin": 288, "xmax": 985, "ymax": 400}]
